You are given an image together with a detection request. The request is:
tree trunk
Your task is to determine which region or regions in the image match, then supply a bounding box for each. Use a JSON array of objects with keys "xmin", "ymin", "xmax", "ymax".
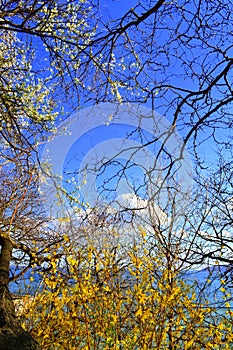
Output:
[{"xmin": 0, "ymin": 236, "xmax": 41, "ymax": 350}]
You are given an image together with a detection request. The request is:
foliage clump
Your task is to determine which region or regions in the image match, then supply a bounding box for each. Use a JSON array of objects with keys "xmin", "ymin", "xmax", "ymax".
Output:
[{"xmin": 21, "ymin": 235, "xmax": 233, "ymax": 349}]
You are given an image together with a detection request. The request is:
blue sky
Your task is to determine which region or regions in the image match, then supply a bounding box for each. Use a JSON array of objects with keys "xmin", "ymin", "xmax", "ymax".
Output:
[
  {"xmin": 40, "ymin": 102, "xmax": 194, "ymax": 220},
  {"xmin": 37, "ymin": 0, "xmax": 233, "ymax": 217}
]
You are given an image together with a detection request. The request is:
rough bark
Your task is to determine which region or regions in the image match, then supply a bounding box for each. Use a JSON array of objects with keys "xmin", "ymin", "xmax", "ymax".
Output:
[{"xmin": 0, "ymin": 237, "xmax": 40, "ymax": 350}]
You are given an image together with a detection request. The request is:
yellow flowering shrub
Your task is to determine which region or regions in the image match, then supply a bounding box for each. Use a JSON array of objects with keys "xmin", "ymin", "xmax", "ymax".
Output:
[{"xmin": 21, "ymin": 238, "xmax": 233, "ymax": 349}]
